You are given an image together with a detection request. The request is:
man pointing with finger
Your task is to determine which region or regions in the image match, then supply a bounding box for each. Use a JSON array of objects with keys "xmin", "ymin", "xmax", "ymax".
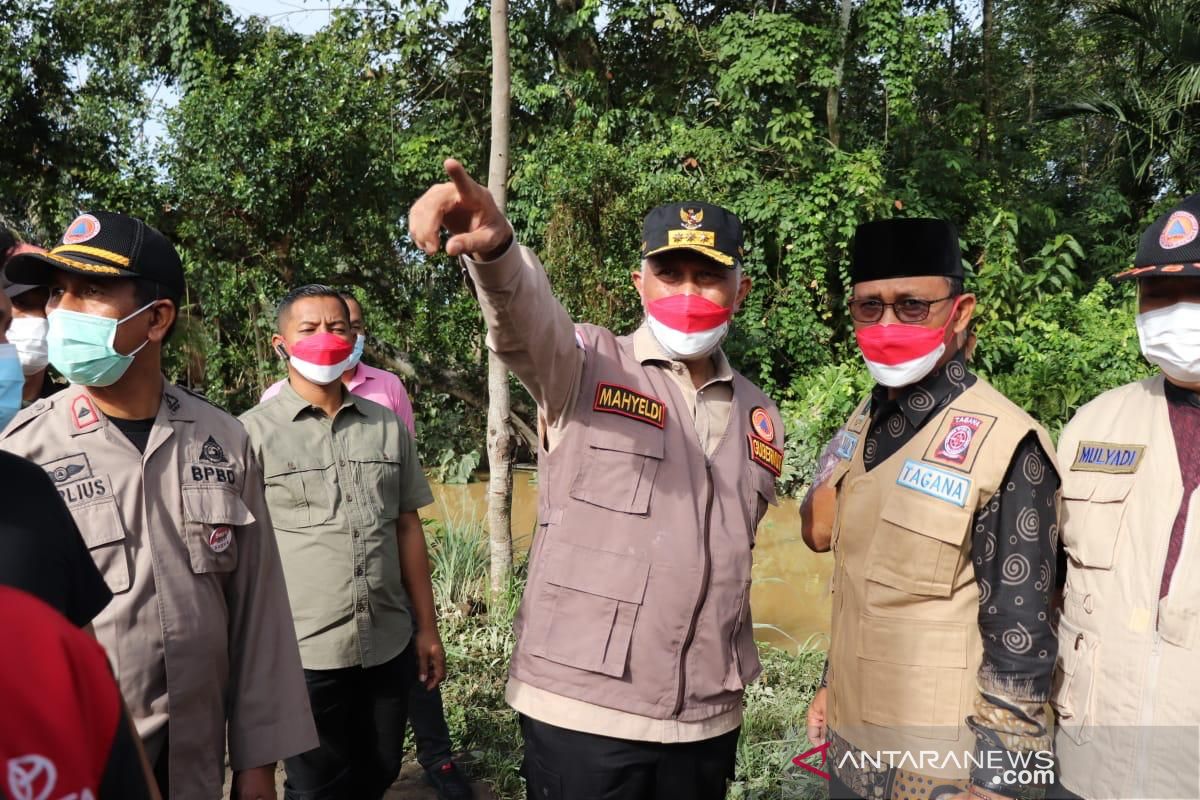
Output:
[{"xmin": 411, "ymin": 161, "xmax": 783, "ymax": 800}]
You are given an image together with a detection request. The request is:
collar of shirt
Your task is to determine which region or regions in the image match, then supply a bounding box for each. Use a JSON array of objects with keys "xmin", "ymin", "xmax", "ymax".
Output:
[
  {"xmin": 631, "ymin": 322, "xmax": 734, "ymax": 389},
  {"xmin": 344, "ymin": 363, "xmax": 371, "ymax": 393},
  {"xmin": 1164, "ymin": 376, "xmax": 1200, "ymax": 410},
  {"xmin": 277, "ymin": 379, "xmax": 367, "ymax": 422},
  {"xmin": 868, "ymin": 349, "xmax": 973, "ymax": 430}
]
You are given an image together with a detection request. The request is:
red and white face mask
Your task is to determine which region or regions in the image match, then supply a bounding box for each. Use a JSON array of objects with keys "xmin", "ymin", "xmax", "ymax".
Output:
[
  {"xmin": 645, "ymin": 294, "xmax": 733, "ymax": 359},
  {"xmin": 286, "ymin": 333, "xmax": 354, "ymax": 385},
  {"xmin": 855, "ymin": 298, "xmax": 962, "ymax": 387}
]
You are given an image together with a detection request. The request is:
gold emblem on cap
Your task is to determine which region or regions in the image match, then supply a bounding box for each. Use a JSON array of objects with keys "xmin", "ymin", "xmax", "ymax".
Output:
[{"xmin": 680, "ymin": 208, "xmax": 704, "ymax": 230}]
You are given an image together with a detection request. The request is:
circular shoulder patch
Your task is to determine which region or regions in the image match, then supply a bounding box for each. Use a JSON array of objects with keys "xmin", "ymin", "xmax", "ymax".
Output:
[
  {"xmin": 751, "ymin": 407, "xmax": 775, "ymax": 442},
  {"xmin": 1160, "ymin": 211, "xmax": 1199, "ymax": 250},
  {"xmin": 62, "ymin": 213, "xmax": 101, "ymax": 245}
]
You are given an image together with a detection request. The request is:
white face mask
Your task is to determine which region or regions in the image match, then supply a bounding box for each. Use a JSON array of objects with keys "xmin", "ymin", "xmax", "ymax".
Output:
[
  {"xmin": 7, "ymin": 316, "xmax": 49, "ymax": 375},
  {"xmin": 862, "ymin": 343, "xmax": 946, "ymax": 388},
  {"xmin": 645, "ymin": 315, "xmax": 729, "ymax": 360},
  {"xmin": 1136, "ymin": 302, "xmax": 1200, "ymax": 383}
]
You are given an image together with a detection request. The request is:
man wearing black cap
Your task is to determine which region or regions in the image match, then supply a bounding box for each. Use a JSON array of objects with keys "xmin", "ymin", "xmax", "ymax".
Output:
[
  {"xmin": 1053, "ymin": 194, "xmax": 1200, "ymax": 800},
  {"xmin": 803, "ymin": 218, "xmax": 1060, "ymax": 799},
  {"xmin": 409, "ymin": 160, "xmax": 783, "ymax": 798},
  {"xmin": 0, "ymin": 212, "xmax": 318, "ymax": 800}
]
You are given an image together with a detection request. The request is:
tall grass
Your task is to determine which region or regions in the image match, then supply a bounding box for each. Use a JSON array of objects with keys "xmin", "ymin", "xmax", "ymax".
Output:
[
  {"xmin": 424, "ymin": 513, "xmax": 827, "ymax": 800},
  {"xmin": 424, "ymin": 511, "xmax": 490, "ymax": 615}
]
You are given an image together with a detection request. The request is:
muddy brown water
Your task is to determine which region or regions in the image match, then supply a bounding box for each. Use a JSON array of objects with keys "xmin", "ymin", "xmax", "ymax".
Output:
[{"xmin": 426, "ymin": 470, "xmax": 832, "ymax": 653}]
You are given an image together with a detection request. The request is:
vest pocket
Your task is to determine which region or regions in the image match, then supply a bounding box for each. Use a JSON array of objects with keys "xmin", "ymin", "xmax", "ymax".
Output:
[
  {"xmin": 527, "ymin": 542, "xmax": 650, "ymax": 678},
  {"xmin": 1061, "ymin": 475, "xmax": 1130, "ymax": 570},
  {"xmin": 568, "ymin": 432, "xmax": 664, "ymax": 515},
  {"xmin": 73, "ymin": 497, "xmax": 131, "ymax": 594},
  {"xmin": 1052, "ymin": 615, "xmax": 1097, "ymax": 745},
  {"xmin": 866, "ymin": 493, "xmax": 972, "ymax": 597},
  {"xmin": 856, "ymin": 614, "xmax": 968, "ymax": 740},
  {"xmin": 723, "ymin": 579, "xmax": 761, "ymax": 691},
  {"xmin": 181, "ymin": 486, "xmax": 253, "ymax": 574}
]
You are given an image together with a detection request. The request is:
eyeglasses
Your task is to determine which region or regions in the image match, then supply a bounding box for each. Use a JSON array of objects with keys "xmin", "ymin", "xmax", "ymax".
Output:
[{"xmin": 848, "ymin": 296, "xmax": 955, "ymax": 324}]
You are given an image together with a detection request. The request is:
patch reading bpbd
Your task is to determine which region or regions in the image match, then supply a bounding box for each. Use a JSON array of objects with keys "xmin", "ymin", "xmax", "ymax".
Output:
[
  {"xmin": 747, "ymin": 435, "xmax": 784, "ymax": 477},
  {"xmin": 593, "ymin": 382, "xmax": 666, "ymax": 428}
]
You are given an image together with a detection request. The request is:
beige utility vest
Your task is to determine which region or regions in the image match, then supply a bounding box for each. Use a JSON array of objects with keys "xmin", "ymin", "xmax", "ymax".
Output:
[
  {"xmin": 508, "ymin": 324, "xmax": 783, "ymax": 721},
  {"xmin": 1055, "ymin": 375, "xmax": 1200, "ymax": 800},
  {"xmin": 827, "ymin": 378, "xmax": 1053, "ymax": 778}
]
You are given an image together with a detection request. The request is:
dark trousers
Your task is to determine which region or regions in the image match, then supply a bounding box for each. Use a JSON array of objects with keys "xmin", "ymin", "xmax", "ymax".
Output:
[
  {"xmin": 519, "ymin": 714, "xmax": 739, "ymax": 800},
  {"xmin": 408, "ymin": 669, "xmax": 454, "ymax": 770},
  {"xmin": 284, "ymin": 648, "xmax": 415, "ymax": 800}
]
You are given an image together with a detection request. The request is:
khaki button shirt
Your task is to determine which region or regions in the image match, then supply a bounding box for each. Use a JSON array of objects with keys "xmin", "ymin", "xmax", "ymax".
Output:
[
  {"xmin": 0, "ymin": 382, "xmax": 318, "ymax": 799},
  {"xmin": 240, "ymin": 382, "xmax": 433, "ymax": 671}
]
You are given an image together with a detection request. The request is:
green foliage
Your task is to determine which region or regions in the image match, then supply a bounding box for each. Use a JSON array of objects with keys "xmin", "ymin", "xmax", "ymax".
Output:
[
  {"xmin": 1, "ymin": 0, "xmax": 1194, "ymax": 485},
  {"xmin": 425, "ymin": 513, "xmax": 490, "ymax": 614}
]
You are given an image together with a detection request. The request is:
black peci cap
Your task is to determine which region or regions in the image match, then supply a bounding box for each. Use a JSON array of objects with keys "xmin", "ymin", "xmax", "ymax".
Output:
[
  {"xmin": 2, "ymin": 211, "xmax": 185, "ymax": 300},
  {"xmin": 851, "ymin": 218, "xmax": 962, "ymax": 284},
  {"xmin": 641, "ymin": 201, "xmax": 745, "ymax": 268},
  {"xmin": 1113, "ymin": 194, "xmax": 1200, "ymax": 281}
]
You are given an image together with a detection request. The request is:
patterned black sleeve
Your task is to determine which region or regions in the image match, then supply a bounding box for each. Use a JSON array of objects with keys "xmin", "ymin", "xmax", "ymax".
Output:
[{"xmin": 966, "ymin": 432, "xmax": 1060, "ymax": 798}]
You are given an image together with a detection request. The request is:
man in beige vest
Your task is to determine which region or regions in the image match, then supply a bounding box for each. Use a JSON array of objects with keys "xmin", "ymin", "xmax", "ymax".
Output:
[
  {"xmin": 804, "ymin": 219, "xmax": 1060, "ymax": 800},
  {"xmin": 410, "ymin": 160, "xmax": 783, "ymax": 799},
  {"xmin": 1053, "ymin": 193, "xmax": 1200, "ymax": 799}
]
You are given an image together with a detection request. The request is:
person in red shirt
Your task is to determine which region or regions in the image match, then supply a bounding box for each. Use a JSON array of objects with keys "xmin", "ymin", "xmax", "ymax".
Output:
[{"xmin": 0, "ymin": 585, "xmax": 155, "ymax": 800}]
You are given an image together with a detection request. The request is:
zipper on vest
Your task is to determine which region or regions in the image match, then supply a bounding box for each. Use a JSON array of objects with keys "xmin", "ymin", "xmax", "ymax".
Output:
[{"xmin": 673, "ymin": 463, "xmax": 715, "ymax": 717}]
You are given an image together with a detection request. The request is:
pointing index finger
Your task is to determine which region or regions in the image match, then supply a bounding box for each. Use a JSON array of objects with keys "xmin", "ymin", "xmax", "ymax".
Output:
[{"xmin": 444, "ymin": 158, "xmax": 482, "ymax": 200}]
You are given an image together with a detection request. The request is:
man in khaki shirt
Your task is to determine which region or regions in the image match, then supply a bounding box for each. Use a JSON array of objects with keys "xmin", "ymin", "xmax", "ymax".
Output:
[
  {"xmin": 240, "ymin": 284, "xmax": 443, "ymax": 800},
  {"xmin": 0, "ymin": 211, "xmax": 317, "ymax": 800},
  {"xmin": 411, "ymin": 161, "xmax": 783, "ymax": 799}
]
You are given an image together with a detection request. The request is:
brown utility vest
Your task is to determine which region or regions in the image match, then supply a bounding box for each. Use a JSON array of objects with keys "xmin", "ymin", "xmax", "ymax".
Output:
[
  {"xmin": 508, "ymin": 324, "xmax": 783, "ymax": 721},
  {"xmin": 1055, "ymin": 375, "xmax": 1200, "ymax": 800},
  {"xmin": 827, "ymin": 378, "xmax": 1055, "ymax": 779}
]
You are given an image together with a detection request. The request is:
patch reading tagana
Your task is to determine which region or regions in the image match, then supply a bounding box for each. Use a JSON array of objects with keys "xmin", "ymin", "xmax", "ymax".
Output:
[
  {"xmin": 747, "ymin": 434, "xmax": 784, "ymax": 477},
  {"xmin": 592, "ymin": 382, "xmax": 666, "ymax": 428},
  {"xmin": 924, "ymin": 409, "xmax": 998, "ymax": 472},
  {"xmin": 896, "ymin": 458, "xmax": 971, "ymax": 507},
  {"xmin": 1071, "ymin": 440, "xmax": 1145, "ymax": 474}
]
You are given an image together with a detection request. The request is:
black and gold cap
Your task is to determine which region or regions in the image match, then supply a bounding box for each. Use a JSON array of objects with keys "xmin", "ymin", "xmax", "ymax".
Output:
[
  {"xmin": 640, "ymin": 201, "xmax": 744, "ymax": 268},
  {"xmin": 3, "ymin": 211, "xmax": 185, "ymax": 300}
]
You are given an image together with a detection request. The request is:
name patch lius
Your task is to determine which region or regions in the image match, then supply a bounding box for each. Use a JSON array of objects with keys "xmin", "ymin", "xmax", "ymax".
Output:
[
  {"xmin": 896, "ymin": 459, "xmax": 971, "ymax": 507},
  {"xmin": 1071, "ymin": 441, "xmax": 1145, "ymax": 474},
  {"xmin": 593, "ymin": 382, "xmax": 666, "ymax": 428},
  {"xmin": 748, "ymin": 435, "xmax": 784, "ymax": 476}
]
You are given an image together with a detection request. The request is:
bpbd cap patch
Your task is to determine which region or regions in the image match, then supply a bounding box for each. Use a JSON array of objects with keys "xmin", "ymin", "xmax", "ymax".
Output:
[
  {"xmin": 62, "ymin": 214, "xmax": 101, "ymax": 245},
  {"xmin": 1160, "ymin": 211, "xmax": 1199, "ymax": 250}
]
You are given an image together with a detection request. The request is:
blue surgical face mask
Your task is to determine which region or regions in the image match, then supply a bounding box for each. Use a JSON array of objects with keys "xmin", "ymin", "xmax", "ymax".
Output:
[
  {"xmin": 346, "ymin": 334, "xmax": 365, "ymax": 371},
  {"xmin": 0, "ymin": 343, "xmax": 24, "ymax": 430},
  {"xmin": 47, "ymin": 301, "xmax": 156, "ymax": 388}
]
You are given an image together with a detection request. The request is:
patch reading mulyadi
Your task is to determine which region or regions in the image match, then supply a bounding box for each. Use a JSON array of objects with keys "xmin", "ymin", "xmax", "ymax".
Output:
[
  {"xmin": 896, "ymin": 459, "xmax": 971, "ymax": 507},
  {"xmin": 592, "ymin": 382, "xmax": 666, "ymax": 428},
  {"xmin": 1071, "ymin": 440, "xmax": 1145, "ymax": 474}
]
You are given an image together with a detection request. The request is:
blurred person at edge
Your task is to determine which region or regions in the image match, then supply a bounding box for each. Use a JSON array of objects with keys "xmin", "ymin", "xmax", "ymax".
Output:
[
  {"xmin": 1, "ymin": 230, "xmax": 57, "ymax": 406},
  {"xmin": 1052, "ymin": 193, "xmax": 1200, "ymax": 800}
]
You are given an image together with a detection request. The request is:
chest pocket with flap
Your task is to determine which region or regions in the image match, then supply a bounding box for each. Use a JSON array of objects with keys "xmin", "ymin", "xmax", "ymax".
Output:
[
  {"xmin": 1061, "ymin": 473, "xmax": 1131, "ymax": 570},
  {"xmin": 182, "ymin": 486, "xmax": 254, "ymax": 574},
  {"xmin": 867, "ymin": 488, "xmax": 974, "ymax": 597},
  {"xmin": 569, "ymin": 424, "xmax": 665, "ymax": 515},
  {"xmin": 263, "ymin": 450, "xmax": 336, "ymax": 529},
  {"xmin": 72, "ymin": 494, "xmax": 131, "ymax": 594}
]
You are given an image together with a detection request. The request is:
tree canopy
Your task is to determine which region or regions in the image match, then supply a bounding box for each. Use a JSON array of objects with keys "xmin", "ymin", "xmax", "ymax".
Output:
[{"xmin": 4, "ymin": 0, "xmax": 1196, "ymax": 490}]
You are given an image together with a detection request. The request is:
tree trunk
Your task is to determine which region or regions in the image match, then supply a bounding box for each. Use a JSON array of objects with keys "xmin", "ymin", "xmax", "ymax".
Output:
[
  {"xmin": 826, "ymin": 0, "xmax": 853, "ymax": 148},
  {"xmin": 980, "ymin": 0, "xmax": 994, "ymax": 161},
  {"xmin": 486, "ymin": 0, "xmax": 514, "ymax": 598}
]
